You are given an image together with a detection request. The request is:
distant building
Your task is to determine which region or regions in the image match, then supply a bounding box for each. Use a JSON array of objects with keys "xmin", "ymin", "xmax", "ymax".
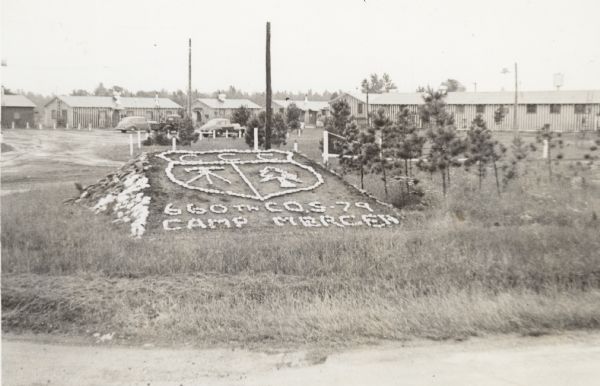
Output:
[
  {"xmin": 44, "ymin": 95, "xmax": 182, "ymax": 128},
  {"xmin": 272, "ymin": 98, "xmax": 330, "ymax": 128},
  {"xmin": 332, "ymin": 90, "xmax": 600, "ymax": 132},
  {"xmin": 192, "ymin": 94, "xmax": 261, "ymax": 125},
  {"xmin": 1, "ymin": 94, "xmax": 36, "ymax": 128}
]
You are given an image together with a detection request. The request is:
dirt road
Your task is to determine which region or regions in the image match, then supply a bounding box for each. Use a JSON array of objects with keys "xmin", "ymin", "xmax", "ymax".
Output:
[
  {"xmin": 3, "ymin": 333, "xmax": 599, "ymax": 386},
  {"xmin": 1, "ymin": 129, "xmax": 127, "ymax": 194}
]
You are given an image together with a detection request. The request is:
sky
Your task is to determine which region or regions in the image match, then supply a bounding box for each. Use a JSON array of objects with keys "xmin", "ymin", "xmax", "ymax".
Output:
[{"xmin": 1, "ymin": 0, "xmax": 599, "ymax": 96}]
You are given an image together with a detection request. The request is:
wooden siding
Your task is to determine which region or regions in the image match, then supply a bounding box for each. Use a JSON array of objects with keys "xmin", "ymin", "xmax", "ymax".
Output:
[
  {"xmin": 44, "ymin": 99, "xmax": 176, "ymax": 128},
  {"xmin": 1, "ymin": 106, "xmax": 35, "ymax": 128},
  {"xmin": 369, "ymin": 102, "xmax": 600, "ymax": 132}
]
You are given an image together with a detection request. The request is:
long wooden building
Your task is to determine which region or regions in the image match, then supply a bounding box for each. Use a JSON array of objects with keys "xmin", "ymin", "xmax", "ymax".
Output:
[
  {"xmin": 44, "ymin": 95, "xmax": 182, "ymax": 128},
  {"xmin": 332, "ymin": 90, "xmax": 600, "ymax": 132},
  {"xmin": 1, "ymin": 94, "xmax": 36, "ymax": 128}
]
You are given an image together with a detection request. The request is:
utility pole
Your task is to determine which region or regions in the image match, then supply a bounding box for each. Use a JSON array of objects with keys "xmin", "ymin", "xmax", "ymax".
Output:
[
  {"xmin": 187, "ymin": 38, "xmax": 192, "ymax": 119},
  {"xmin": 513, "ymin": 62, "xmax": 518, "ymax": 137},
  {"xmin": 265, "ymin": 22, "xmax": 272, "ymax": 150}
]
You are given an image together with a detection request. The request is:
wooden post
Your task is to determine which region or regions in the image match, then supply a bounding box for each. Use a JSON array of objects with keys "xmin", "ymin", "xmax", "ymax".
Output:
[
  {"xmin": 293, "ymin": 140, "xmax": 298, "ymax": 152},
  {"xmin": 238, "ymin": 130, "xmax": 242, "ymax": 138},
  {"xmin": 172, "ymin": 136, "xmax": 176, "ymax": 151},
  {"xmin": 78, "ymin": 123, "xmax": 81, "ymax": 130},
  {"xmin": 323, "ymin": 130, "xmax": 329, "ymax": 165},
  {"xmin": 513, "ymin": 62, "xmax": 518, "ymax": 137},
  {"xmin": 53, "ymin": 122, "xmax": 56, "ymax": 130},
  {"xmin": 187, "ymin": 38, "xmax": 192, "ymax": 119},
  {"xmin": 212, "ymin": 130, "xmax": 216, "ymax": 139},
  {"xmin": 265, "ymin": 21, "xmax": 272, "ymax": 149},
  {"xmin": 137, "ymin": 130, "xmax": 141, "ymax": 148},
  {"xmin": 26, "ymin": 122, "xmax": 29, "ymax": 129},
  {"xmin": 39, "ymin": 123, "xmax": 42, "ymax": 130},
  {"xmin": 225, "ymin": 129, "xmax": 229, "ymax": 138},
  {"xmin": 542, "ymin": 139, "xmax": 549, "ymax": 159},
  {"xmin": 88, "ymin": 123, "xmax": 92, "ymax": 131},
  {"xmin": 66, "ymin": 123, "xmax": 69, "ymax": 129},
  {"xmin": 11, "ymin": 121, "xmax": 15, "ymax": 129},
  {"xmin": 253, "ymin": 127, "xmax": 259, "ymax": 151},
  {"xmin": 129, "ymin": 134, "xmax": 134, "ymax": 157}
]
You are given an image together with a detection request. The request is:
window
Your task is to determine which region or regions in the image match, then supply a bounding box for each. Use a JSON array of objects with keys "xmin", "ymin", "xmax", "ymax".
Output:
[
  {"xmin": 14, "ymin": 112, "xmax": 20, "ymax": 119},
  {"xmin": 574, "ymin": 104, "xmax": 587, "ymax": 114},
  {"xmin": 455, "ymin": 105, "xmax": 465, "ymax": 113},
  {"xmin": 51, "ymin": 110, "xmax": 57, "ymax": 119},
  {"xmin": 146, "ymin": 111, "xmax": 154, "ymax": 119},
  {"xmin": 126, "ymin": 110, "xmax": 134, "ymax": 116},
  {"xmin": 550, "ymin": 105, "xmax": 561, "ymax": 114},
  {"xmin": 357, "ymin": 103, "xmax": 364, "ymax": 114},
  {"xmin": 526, "ymin": 104, "xmax": 537, "ymax": 114},
  {"xmin": 476, "ymin": 105, "xmax": 485, "ymax": 113}
]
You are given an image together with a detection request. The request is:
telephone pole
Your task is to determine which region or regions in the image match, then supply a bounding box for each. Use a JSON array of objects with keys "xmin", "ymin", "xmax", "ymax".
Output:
[
  {"xmin": 513, "ymin": 62, "xmax": 518, "ymax": 137},
  {"xmin": 187, "ymin": 38, "xmax": 192, "ymax": 119},
  {"xmin": 265, "ymin": 22, "xmax": 272, "ymax": 150}
]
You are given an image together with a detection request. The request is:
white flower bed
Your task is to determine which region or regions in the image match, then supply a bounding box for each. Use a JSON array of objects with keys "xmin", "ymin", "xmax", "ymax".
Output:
[{"xmin": 89, "ymin": 154, "xmax": 151, "ymax": 238}]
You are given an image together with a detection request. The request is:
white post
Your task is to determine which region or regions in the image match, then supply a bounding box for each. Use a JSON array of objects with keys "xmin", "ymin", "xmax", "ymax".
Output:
[
  {"xmin": 225, "ymin": 129, "xmax": 229, "ymax": 138},
  {"xmin": 39, "ymin": 123, "xmax": 42, "ymax": 130},
  {"xmin": 172, "ymin": 136, "xmax": 176, "ymax": 151},
  {"xmin": 53, "ymin": 123, "xmax": 56, "ymax": 130},
  {"xmin": 88, "ymin": 123, "xmax": 92, "ymax": 131},
  {"xmin": 238, "ymin": 129, "xmax": 242, "ymax": 138},
  {"xmin": 212, "ymin": 130, "xmax": 216, "ymax": 139},
  {"xmin": 323, "ymin": 130, "xmax": 329, "ymax": 164},
  {"xmin": 253, "ymin": 127, "xmax": 259, "ymax": 151},
  {"xmin": 167, "ymin": 132, "xmax": 171, "ymax": 139},
  {"xmin": 11, "ymin": 121, "xmax": 15, "ymax": 129},
  {"xmin": 66, "ymin": 123, "xmax": 69, "ymax": 129},
  {"xmin": 26, "ymin": 122, "xmax": 30, "ymax": 129},
  {"xmin": 137, "ymin": 130, "xmax": 141, "ymax": 149},
  {"xmin": 78, "ymin": 123, "xmax": 81, "ymax": 130},
  {"xmin": 542, "ymin": 139, "xmax": 549, "ymax": 159},
  {"xmin": 129, "ymin": 134, "xmax": 134, "ymax": 157},
  {"xmin": 293, "ymin": 140, "xmax": 298, "ymax": 152}
]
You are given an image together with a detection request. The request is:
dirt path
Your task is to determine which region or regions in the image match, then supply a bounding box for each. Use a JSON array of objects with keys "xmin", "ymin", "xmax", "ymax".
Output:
[
  {"xmin": 1, "ymin": 129, "xmax": 128, "ymax": 194},
  {"xmin": 3, "ymin": 333, "xmax": 599, "ymax": 386}
]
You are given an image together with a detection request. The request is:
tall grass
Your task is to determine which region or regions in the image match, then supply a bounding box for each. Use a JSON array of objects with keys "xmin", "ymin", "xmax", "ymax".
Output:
[{"xmin": 2, "ymin": 148, "xmax": 600, "ymax": 344}]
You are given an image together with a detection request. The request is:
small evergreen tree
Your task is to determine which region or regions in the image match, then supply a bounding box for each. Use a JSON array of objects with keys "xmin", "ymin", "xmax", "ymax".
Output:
[
  {"xmin": 245, "ymin": 111, "xmax": 288, "ymax": 149},
  {"xmin": 464, "ymin": 115, "xmax": 493, "ymax": 190},
  {"xmin": 417, "ymin": 88, "xmax": 463, "ymax": 196},
  {"xmin": 231, "ymin": 106, "xmax": 251, "ymax": 127},
  {"xmin": 177, "ymin": 117, "xmax": 200, "ymax": 146},
  {"xmin": 286, "ymin": 103, "xmax": 302, "ymax": 134},
  {"xmin": 384, "ymin": 108, "xmax": 426, "ymax": 194}
]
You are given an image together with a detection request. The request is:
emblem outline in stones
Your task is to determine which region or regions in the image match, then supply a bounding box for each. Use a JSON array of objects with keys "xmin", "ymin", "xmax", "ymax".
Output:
[{"xmin": 157, "ymin": 149, "xmax": 324, "ymax": 201}]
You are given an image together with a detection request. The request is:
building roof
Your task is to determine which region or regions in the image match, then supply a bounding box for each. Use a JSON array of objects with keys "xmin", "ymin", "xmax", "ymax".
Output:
[
  {"xmin": 194, "ymin": 98, "xmax": 261, "ymax": 110},
  {"xmin": 335, "ymin": 90, "xmax": 600, "ymax": 105},
  {"xmin": 2, "ymin": 94, "xmax": 37, "ymax": 108},
  {"xmin": 273, "ymin": 99, "xmax": 330, "ymax": 112},
  {"xmin": 46, "ymin": 96, "xmax": 182, "ymax": 109}
]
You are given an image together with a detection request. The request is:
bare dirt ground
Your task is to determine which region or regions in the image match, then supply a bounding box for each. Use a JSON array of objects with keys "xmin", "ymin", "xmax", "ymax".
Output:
[
  {"xmin": 3, "ymin": 332, "xmax": 600, "ymax": 386},
  {"xmin": 1, "ymin": 129, "xmax": 128, "ymax": 195}
]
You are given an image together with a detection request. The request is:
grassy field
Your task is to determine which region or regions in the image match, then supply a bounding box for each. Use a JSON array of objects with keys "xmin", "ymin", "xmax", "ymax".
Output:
[{"xmin": 2, "ymin": 128, "xmax": 600, "ymax": 347}]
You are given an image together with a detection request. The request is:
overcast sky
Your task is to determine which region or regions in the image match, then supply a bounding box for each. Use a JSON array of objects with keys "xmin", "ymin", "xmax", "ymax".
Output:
[{"xmin": 1, "ymin": 0, "xmax": 599, "ymax": 96}]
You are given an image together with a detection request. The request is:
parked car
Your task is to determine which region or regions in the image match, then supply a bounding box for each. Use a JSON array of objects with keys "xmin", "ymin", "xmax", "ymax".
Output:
[
  {"xmin": 196, "ymin": 118, "xmax": 242, "ymax": 136},
  {"xmin": 116, "ymin": 116, "xmax": 157, "ymax": 133}
]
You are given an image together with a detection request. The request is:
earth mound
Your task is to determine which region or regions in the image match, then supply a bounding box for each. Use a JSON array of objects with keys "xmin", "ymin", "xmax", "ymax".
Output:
[{"xmin": 73, "ymin": 149, "xmax": 401, "ymax": 237}]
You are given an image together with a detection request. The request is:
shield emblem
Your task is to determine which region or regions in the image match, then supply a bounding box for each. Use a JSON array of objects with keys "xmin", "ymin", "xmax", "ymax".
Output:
[{"xmin": 157, "ymin": 149, "xmax": 324, "ymax": 201}]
